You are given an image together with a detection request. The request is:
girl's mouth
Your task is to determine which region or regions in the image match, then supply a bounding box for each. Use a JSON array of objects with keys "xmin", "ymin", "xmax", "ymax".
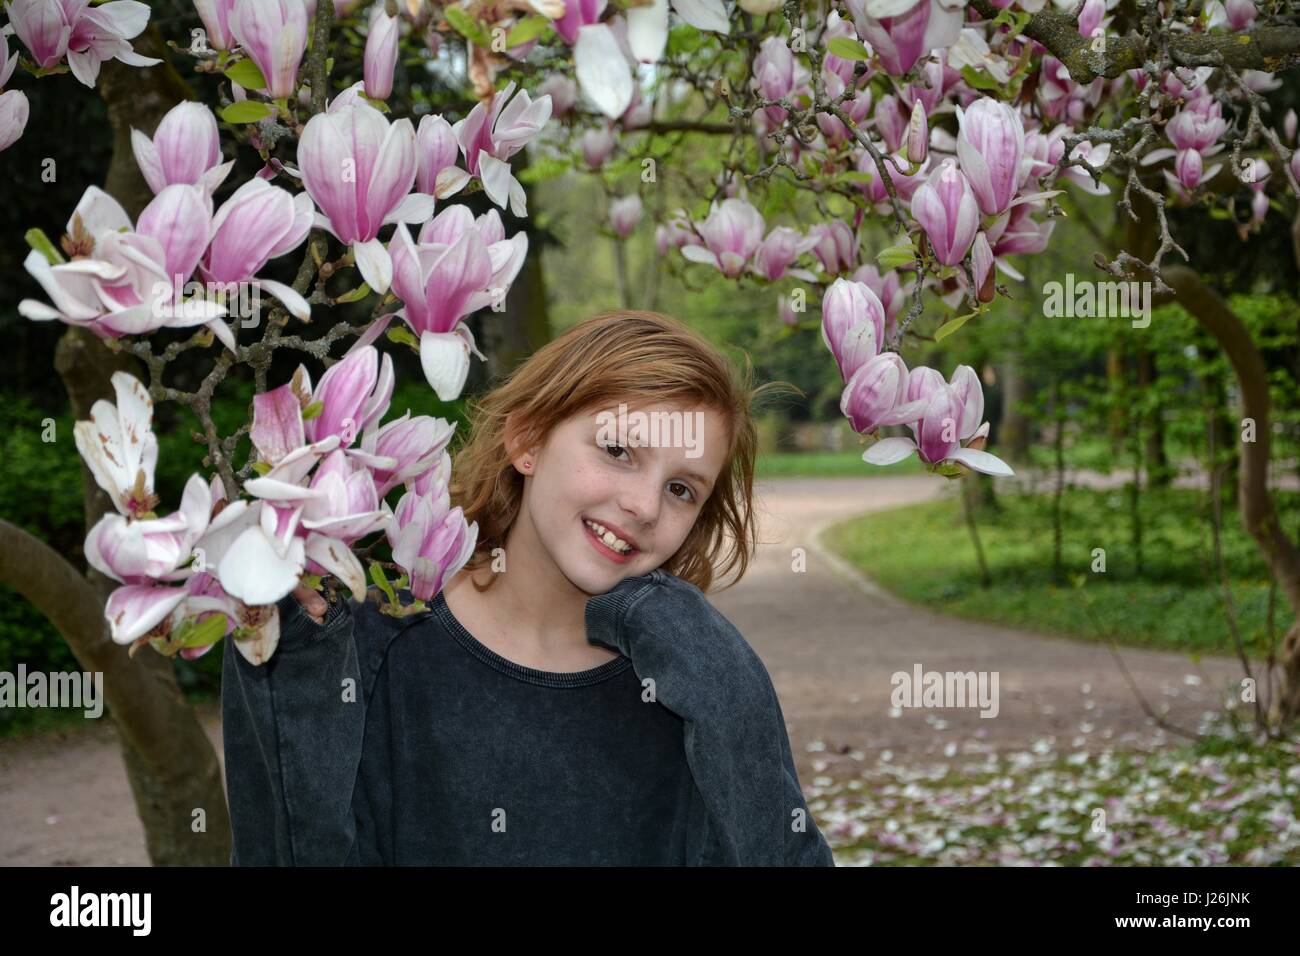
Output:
[{"xmin": 582, "ymin": 518, "xmax": 639, "ymax": 564}]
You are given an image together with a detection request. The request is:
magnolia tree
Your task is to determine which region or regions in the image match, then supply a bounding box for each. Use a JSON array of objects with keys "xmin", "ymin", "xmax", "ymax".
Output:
[{"xmin": 2, "ymin": 0, "xmax": 1300, "ymax": 859}]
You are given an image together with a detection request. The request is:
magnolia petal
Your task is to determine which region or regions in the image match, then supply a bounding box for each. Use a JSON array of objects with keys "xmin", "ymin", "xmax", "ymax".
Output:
[
  {"xmin": 206, "ymin": 312, "xmax": 237, "ymax": 353},
  {"xmin": 105, "ymin": 584, "xmax": 186, "ymax": 645},
  {"xmin": 257, "ymin": 278, "xmax": 311, "ymax": 321},
  {"xmin": 949, "ymin": 446, "xmax": 1014, "ymax": 476},
  {"xmin": 671, "ymin": 0, "xmax": 731, "ymax": 33},
  {"xmin": 304, "ymin": 533, "xmax": 366, "ymax": 600},
  {"xmin": 353, "ymin": 237, "xmax": 393, "ymax": 294},
  {"xmin": 383, "ymin": 192, "xmax": 437, "ymax": 226},
  {"xmin": 476, "ymin": 152, "xmax": 514, "ymax": 212},
  {"xmin": 419, "ymin": 328, "xmax": 471, "ymax": 402},
  {"xmin": 627, "ymin": 0, "xmax": 668, "ymax": 62},
  {"xmin": 862, "ymin": 436, "xmax": 919, "ymax": 466},
  {"xmin": 574, "ymin": 24, "xmax": 634, "ymax": 120},
  {"xmin": 131, "ymin": 128, "xmax": 166, "ymax": 194},
  {"xmin": 434, "ymin": 166, "xmax": 472, "ymax": 199},
  {"xmin": 201, "ymin": 159, "xmax": 236, "ymax": 195},
  {"xmin": 233, "ymin": 608, "xmax": 281, "ymax": 666},
  {"xmin": 217, "ymin": 525, "xmax": 305, "ymax": 606}
]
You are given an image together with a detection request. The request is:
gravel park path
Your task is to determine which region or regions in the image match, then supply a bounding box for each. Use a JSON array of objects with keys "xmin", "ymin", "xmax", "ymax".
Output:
[{"xmin": 0, "ymin": 475, "xmax": 1246, "ymax": 865}]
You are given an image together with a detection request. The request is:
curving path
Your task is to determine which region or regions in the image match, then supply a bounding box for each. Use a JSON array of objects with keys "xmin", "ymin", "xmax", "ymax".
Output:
[{"xmin": 0, "ymin": 475, "xmax": 1249, "ymax": 864}]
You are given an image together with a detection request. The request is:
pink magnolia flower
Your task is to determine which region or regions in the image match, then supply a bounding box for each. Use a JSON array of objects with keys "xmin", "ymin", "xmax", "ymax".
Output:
[
  {"xmin": 911, "ymin": 160, "xmax": 979, "ymax": 266},
  {"xmin": 388, "ymin": 484, "xmax": 478, "ymax": 602},
  {"xmin": 841, "ymin": 351, "xmax": 922, "ymax": 434},
  {"xmin": 6, "ymin": 0, "xmax": 161, "ymax": 86},
  {"xmin": 754, "ymin": 226, "xmax": 819, "ymax": 281},
  {"xmin": 298, "ymin": 82, "xmax": 434, "ymax": 293},
  {"xmin": 851, "ymin": 263, "xmax": 907, "ymax": 328},
  {"xmin": 754, "ymin": 34, "xmax": 798, "ymax": 125},
  {"xmin": 18, "ymin": 185, "xmax": 228, "ymax": 344},
  {"xmin": 377, "ymin": 206, "xmax": 528, "ymax": 399},
  {"xmin": 200, "ymin": 178, "xmax": 315, "ymax": 328},
  {"xmin": 360, "ymin": 413, "xmax": 456, "ymax": 498},
  {"xmin": 363, "ymin": 5, "xmax": 399, "ymax": 100},
  {"xmin": 229, "ymin": 0, "xmax": 308, "ymax": 99},
  {"xmin": 0, "ymin": 89, "xmax": 28, "ymax": 152},
  {"xmin": 415, "ymin": 113, "xmax": 459, "ymax": 195},
  {"xmin": 1, "ymin": 29, "xmax": 19, "ymax": 86},
  {"xmin": 956, "ymin": 97, "xmax": 1026, "ymax": 216},
  {"xmin": 581, "ymin": 125, "xmax": 617, "ymax": 168},
  {"xmin": 807, "ymin": 220, "xmax": 856, "ymax": 276},
  {"xmin": 193, "ymin": 0, "xmax": 237, "ymax": 51},
  {"xmin": 680, "ymin": 198, "xmax": 765, "ymax": 278},
  {"xmin": 332, "ymin": 205, "xmax": 526, "ymax": 401},
  {"xmin": 443, "ymin": 80, "xmax": 552, "ymax": 216},
  {"xmin": 821, "ymin": 278, "xmax": 885, "ymax": 382},
  {"xmin": 1225, "ymin": 0, "xmax": 1257, "ymax": 30},
  {"xmin": 131, "ymin": 101, "xmax": 234, "ymax": 196},
  {"xmin": 864, "ymin": 365, "xmax": 1013, "ymax": 475},
  {"xmin": 1077, "ymin": 0, "xmax": 1104, "ymax": 37},
  {"xmin": 856, "ymin": 148, "xmax": 929, "ymax": 210},
  {"xmin": 537, "ymin": 74, "xmax": 578, "ymax": 117},
  {"xmin": 73, "ymin": 371, "xmax": 158, "ymax": 519},
  {"xmin": 874, "ymin": 95, "xmax": 909, "ymax": 154},
  {"xmin": 609, "ymin": 193, "xmax": 643, "ymax": 238},
  {"xmin": 302, "ymin": 347, "xmax": 393, "ymax": 450},
  {"xmin": 847, "ymin": 0, "xmax": 964, "ymax": 77}
]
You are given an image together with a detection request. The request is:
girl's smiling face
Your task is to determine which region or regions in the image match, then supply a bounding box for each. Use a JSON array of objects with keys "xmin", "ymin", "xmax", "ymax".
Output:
[{"xmin": 510, "ymin": 400, "xmax": 732, "ymax": 595}]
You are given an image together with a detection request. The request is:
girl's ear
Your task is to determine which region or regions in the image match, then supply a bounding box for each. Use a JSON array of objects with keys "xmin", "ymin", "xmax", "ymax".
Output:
[{"xmin": 503, "ymin": 412, "xmax": 539, "ymax": 469}]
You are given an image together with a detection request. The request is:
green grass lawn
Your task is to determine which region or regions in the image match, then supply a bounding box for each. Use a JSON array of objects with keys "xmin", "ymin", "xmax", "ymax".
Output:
[
  {"xmin": 756, "ymin": 447, "xmax": 925, "ymax": 477},
  {"xmin": 822, "ymin": 485, "xmax": 1297, "ymax": 659}
]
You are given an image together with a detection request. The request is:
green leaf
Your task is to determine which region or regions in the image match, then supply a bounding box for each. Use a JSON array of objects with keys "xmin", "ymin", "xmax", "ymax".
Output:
[
  {"xmin": 369, "ymin": 561, "xmax": 397, "ymax": 606},
  {"xmin": 828, "ymin": 37, "xmax": 872, "ymax": 61},
  {"xmin": 876, "ymin": 239, "xmax": 917, "ymax": 269},
  {"xmin": 444, "ymin": 6, "xmax": 493, "ymax": 47},
  {"xmin": 935, "ymin": 310, "xmax": 978, "ymax": 341},
  {"xmin": 386, "ymin": 325, "xmax": 420, "ymax": 349},
  {"xmin": 505, "ymin": 14, "xmax": 550, "ymax": 46},
  {"xmin": 837, "ymin": 170, "xmax": 875, "ymax": 186},
  {"xmin": 219, "ymin": 100, "xmax": 276, "ymax": 124},
  {"xmin": 301, "ymin": 400, "xmax": 324, "ymax": 421},
  {"xmin": 224, "ymin": 59, "xmax": 267, "ymax": 90},
  {"xmin": 334, "ymin": 283, "xmax": 372, "ymax": 304},
  {"xmin": 174, "ymin": 613, "xmax": 229, "ymax": 649},
  {"xmin": 959, "ymin": 65, "xmax": 1003, "ymax": 92},
  {"xmin": 251, "ymin": 460, "xmax": 273, "ymax": 475},
  {"xmin": 25, "ymin": 228, "xmax": 65, "ymax": 265}
]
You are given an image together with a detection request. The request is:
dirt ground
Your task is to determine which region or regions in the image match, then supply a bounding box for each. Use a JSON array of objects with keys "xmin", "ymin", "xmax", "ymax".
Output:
[{"xmin": 0, "ymin": 475, "xmax": 1246, "ymax": 865}]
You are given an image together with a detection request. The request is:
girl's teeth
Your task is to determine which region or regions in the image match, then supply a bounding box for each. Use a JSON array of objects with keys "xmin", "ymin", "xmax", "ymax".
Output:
[{"xmin": 586, "ymin": 520, "xmax": 631, "ymax": 553}]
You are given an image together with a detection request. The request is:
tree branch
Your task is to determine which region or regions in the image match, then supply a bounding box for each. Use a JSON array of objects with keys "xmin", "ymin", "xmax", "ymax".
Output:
[{"xmin": 968, "ymin": 0, "xmax": 1300, "ymax": 84}]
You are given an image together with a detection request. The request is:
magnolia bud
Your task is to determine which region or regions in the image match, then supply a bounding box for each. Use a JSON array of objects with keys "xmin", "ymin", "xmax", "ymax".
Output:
[{"xmin": 907, "ymin": 100, "xmax": 929, "ymax": 165}]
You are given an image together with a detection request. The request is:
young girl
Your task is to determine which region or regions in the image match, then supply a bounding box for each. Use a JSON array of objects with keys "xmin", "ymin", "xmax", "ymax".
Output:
[{"xmin": 222, "ymin": 310, "xmax": 836, "ymax": 866}]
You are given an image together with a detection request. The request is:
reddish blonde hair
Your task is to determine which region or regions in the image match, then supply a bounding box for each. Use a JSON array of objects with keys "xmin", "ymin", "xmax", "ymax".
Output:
[{"xmin": 448, "ymin": 310, "xmax": 798, "ymax": 594}]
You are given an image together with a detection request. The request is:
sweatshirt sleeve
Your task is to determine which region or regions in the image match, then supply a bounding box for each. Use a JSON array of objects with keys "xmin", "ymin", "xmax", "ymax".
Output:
[
  {"xmin": 221, "ymin": 589, "xmax": 390, "ymax": 866},
  {"xmin": 585, "ymin": 570, "xmax": 836, "ymax": 867}
]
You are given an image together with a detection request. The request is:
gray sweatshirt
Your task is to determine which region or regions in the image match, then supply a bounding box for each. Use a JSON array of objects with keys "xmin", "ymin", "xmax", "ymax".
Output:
[{"xmin": 221, "ymin": 568, "xmax": 836, "ymax": 866}]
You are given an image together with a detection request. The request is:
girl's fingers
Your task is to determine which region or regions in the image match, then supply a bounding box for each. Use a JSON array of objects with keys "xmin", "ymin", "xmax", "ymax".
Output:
[{"xmin": 292, "ymin": 584, "xmax": 327, "ymax": 624}]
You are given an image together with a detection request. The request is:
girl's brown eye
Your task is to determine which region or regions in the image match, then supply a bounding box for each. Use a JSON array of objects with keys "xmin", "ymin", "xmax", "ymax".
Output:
[
  {"xmin": 601, "ymin": 441, "xmax": 630, "ymax": 462},
  {"xmin": 669, "ymin": 481, "xmax": 695, "ymax": 503}
]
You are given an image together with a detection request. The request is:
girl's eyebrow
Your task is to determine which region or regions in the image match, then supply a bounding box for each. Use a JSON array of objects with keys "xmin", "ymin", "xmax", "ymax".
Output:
[{"xmin": 681, "ymin": 467, "xmax": 715, "ymax": 492}]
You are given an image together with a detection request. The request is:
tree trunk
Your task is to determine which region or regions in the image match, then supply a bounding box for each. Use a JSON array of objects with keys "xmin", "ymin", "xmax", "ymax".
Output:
[
  {"xmin": 1163, "ymin": 267, "xmax": 1300, "ymax": 727},
  {"xmin": 997, "ymin": 356, "xmax": 1030, "ymax": 464},
  {"xmin": 0, "ymin": 25, "xmax": 234, "ymax": 864},
  {"xmin": 483, "ymin": 150, "xmax": 554, "ymax": 380},
  {"xmin": 1105, "ymin": 349, "xmax": 1126, "ymax": 455},
  {"xmin": 1136, "ymin": 345, "xmax": 1170, "ymax": 487}
]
